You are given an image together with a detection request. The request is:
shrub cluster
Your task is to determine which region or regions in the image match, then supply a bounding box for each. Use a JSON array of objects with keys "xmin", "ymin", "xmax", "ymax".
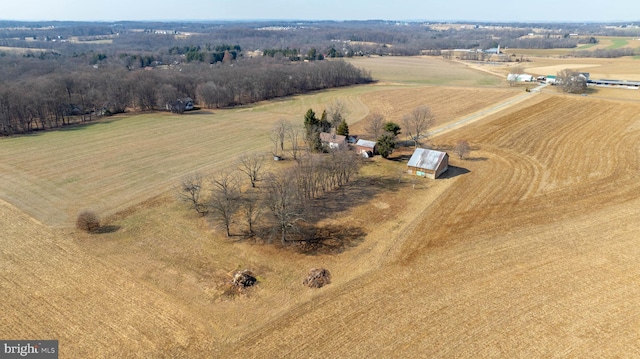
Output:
[{"xmin": 76, "ymin": 210, "xmax": 100, "ymax": 232}]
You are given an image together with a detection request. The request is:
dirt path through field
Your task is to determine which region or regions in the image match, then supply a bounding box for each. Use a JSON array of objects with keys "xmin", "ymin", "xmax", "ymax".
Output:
[{"xmin": 428, "ymin": 84, "xmax": 547, "ymax": 137}]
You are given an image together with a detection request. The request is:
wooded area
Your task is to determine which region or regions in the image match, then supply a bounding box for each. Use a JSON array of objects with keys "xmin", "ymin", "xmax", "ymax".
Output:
[{"xmin": 0, "ymin": 57, "xmax": 371, "ymax": 135}]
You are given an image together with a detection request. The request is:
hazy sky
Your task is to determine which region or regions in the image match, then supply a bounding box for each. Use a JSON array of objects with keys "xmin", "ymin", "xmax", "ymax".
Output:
[{"xmin": 2, "ymin": 0, "xmax": 639, "ymax": 22}]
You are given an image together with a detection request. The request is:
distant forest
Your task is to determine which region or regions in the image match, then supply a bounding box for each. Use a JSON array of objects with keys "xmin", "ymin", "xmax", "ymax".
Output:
[{"xmin": 1, "ymin": 20, "xmax": 639, "ymax": 135}]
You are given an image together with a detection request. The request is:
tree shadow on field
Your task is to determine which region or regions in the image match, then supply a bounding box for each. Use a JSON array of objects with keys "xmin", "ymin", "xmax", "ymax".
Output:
[
  {"xmin": 243, "ymin": 174, "xmax": 399, "ymax": 254},
  {"xmin": 295, "ymin": 225, "xmax": 367, "ymax": 255},
  {"xmin": 93, "ymin": 225, "xmax": 121, "ymax": 234},
  {"xmin": 55, "ymin": 118, "xmax": 120, "ymax": 132},
  {"xmin": 179, "ymin": 108, "xmax": 210, "ymax": 115},
  {"xmin": 305, "ymin": 175, "xmax": 400, "ymax": 223},
  {"xmin": 15, "ymin": 118, "xmax": 121, "ymax": 137},
  {"xmin": 246, "ymin": 224, "xmax": 366, "ymax": 255},
  {"xmin": 388, "ymin": 153, "xmax": 412, "ymax": 162},
  {"xmin": 440, "ymin": 165, "xmax": 470, "ymax": 179}
]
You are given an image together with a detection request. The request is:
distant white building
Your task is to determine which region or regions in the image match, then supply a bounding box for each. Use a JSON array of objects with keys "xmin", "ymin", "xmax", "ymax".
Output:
[
  {"xmin": 507, "ymin": 73, "xmax": 534, "ymax": 82},
  {"xmin": 484, "ymin": 45, "xmax": 501, "ymax": 54}
]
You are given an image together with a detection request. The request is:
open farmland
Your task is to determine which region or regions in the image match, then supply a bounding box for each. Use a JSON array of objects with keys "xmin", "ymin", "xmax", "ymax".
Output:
[
  {"xmin": 346, "ymin": 55, "xmax": 503, "ymax": 86},
  {"xmin": 2, "ymin": 55, "xmax": 640, "ymax": 357},
  {"xmin": 218, "ymin": 94, "xmax": 640, "ymax": 358},
  {"xmin": 0, "ymin": 57, "xmax": 512, "ymax": 227}
]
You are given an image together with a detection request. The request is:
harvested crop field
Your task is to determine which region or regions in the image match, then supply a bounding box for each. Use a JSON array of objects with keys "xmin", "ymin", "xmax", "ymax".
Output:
[
  {"xmin": 218, "ymin": 94, "xmax": 640, "ymax": 358},
  {"xmin": 346, "ymin": 55, "xmax": 504, "ymax": 86},
  {"xmin": 0, "ymin": 86, "xmax": 517, "ymax": 227},
  {"xmin": 2, "ymin": 55, "xmax": 640, "ymax": 357},
  {"xmin": 358, "ymin": 87, "xmax": 519, "ymax": 128}
]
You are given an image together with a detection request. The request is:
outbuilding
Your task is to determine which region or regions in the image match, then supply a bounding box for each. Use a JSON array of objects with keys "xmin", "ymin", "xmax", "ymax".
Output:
[
  {"xmin": 507, "ymin": 73, "xmax": 534, "ymax": 82},
  {"xmin": 407, "ymin": 148, "xmax": 449, "ymax": 179},
  {"xmin": 355, "ymin": 139, "xmax": 377, "ymax": 157}
]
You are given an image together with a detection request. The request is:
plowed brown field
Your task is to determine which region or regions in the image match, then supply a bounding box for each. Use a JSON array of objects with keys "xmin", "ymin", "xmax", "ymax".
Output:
[
  {"xmin": 359, "ymin": 87, "xmax": 518, "ymax": 127},
  {"xmin": 2, "ymin": 56, "xmax": 640, "ymax": 357},
  {"xmin": 217, "ymin": 94, "xmax": 640, "ymax": 358}
]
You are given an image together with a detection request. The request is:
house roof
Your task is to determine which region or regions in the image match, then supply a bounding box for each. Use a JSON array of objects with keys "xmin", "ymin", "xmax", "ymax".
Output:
[
  {"xmin": 355, "ymin": 139, "xmax": 376, "ymax": 148},
  {"xmin": 319, "ymin": 132, "xmax": 346, "ymax": 143},
  {"xmin": 407, "ymin": 148, "xmax": 447, "ymax": 171}
]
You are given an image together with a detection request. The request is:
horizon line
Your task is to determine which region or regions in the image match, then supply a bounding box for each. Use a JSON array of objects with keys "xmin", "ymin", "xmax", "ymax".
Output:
[{"xmin": 0, "ymin": 18, "xmax": 639, "ymax": 24}]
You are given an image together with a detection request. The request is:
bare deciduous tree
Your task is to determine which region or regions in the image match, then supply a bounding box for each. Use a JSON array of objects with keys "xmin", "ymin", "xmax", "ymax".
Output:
[
  {"xmin": 238, "ymin": 152, "xmax": 266, "ymax": 188},
  {"xmin": 365, "ymin": 112, "xmax": 385, "ymax": 139},
  {"xmin": 287, "ymin": 125, "xmax": 303, "ymax": 160},
  {"xmin": 176, "ymin": 173, "xmax": 208, "ymax": 216},
  {"xmin": 265, "ymin": 171, "xmax": 306, "ymax": 244},
  {"xmin": 454, "ymin": 139, "xmax": 471, "ymax": 160},
  {"xmin": 326, "ymin": 100, "xmax": 347, "ymax": 129},
  {"xmin": 209, "ymin": 172, "xmax": 241, "ymax": 237},
  {"xmin": 557, "ymin": 69, "xmax": 588, "ymax": 94},
  {"xmin": 270, "ymin": 130, "xmax": 280, "ymax": 157},
  {"xmin": 402, "ymin": 105, "xmax": 434, "ymax": 147},
  {"xmin": 240, "ymin": 189, "xmax": 263, "ymax": 236},
  {"xmin": 273, "ymin": 119, "xmax": 290, "ymax": 154},
  {"xmin": 509, "ymin": 64, "xmax": 525, "ymax": 87}
]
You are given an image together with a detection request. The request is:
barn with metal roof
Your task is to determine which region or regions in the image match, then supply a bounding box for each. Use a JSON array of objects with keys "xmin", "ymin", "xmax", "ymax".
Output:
[
  {"xmin": 407, "ymin": 148, "xmax": 449, "ymax": 179},
  {"xmin": 355, "ymin": 139, "xmax": 377, "ymax": 157}
]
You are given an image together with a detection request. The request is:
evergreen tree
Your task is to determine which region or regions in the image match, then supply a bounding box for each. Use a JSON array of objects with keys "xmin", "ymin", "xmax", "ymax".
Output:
[
  {"xmin": 377, "ymin": 133, "xmax": 396, "ymax": 159},
  {"xmin": 336, "ymin": 120, "xmax": 349, "ymax": 136},
  {"xmin": 319, "ymin": 109, "xmax": 331, "ymax": 132},
  {"xmin": 383, "ymin": 121, "xmax": 401, "ymax": 137},
  {"xmin": 303, "ymin": 109, "xmax": 322, "ymax": 152},
  {"xmin": 304, "ymin": 108, "xmax": 319, "ymax": 130}
]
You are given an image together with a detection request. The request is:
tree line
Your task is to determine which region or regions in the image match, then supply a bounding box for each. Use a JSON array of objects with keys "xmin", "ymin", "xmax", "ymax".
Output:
[{"xmin": 0, "ymin": 56, "xmax": 371, "ymax": 135}]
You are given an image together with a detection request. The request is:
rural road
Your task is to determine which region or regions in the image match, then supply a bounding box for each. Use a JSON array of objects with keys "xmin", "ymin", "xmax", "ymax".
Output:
[{"xmin": 429, "ymin": 83, "xmax": 549, "ymax": 138}]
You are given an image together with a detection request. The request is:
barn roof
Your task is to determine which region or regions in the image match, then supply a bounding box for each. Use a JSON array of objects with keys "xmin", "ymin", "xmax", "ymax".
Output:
[
  {"xmin": 407, "ymin": 148, "xmax": 447, "ymax": 171},
  {"xmin": 355, "ymin": 139, "xmax": 376, "ymax": 148}
]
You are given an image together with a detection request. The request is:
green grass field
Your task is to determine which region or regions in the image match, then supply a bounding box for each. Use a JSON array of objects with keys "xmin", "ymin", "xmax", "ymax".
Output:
[
  {"xmin": 577, "ymin": 43, "xmax": 597, "ymax": 50},
  {"xmin": 608, "ymin": 38, "xmax": 630, "ymax": 49}
]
